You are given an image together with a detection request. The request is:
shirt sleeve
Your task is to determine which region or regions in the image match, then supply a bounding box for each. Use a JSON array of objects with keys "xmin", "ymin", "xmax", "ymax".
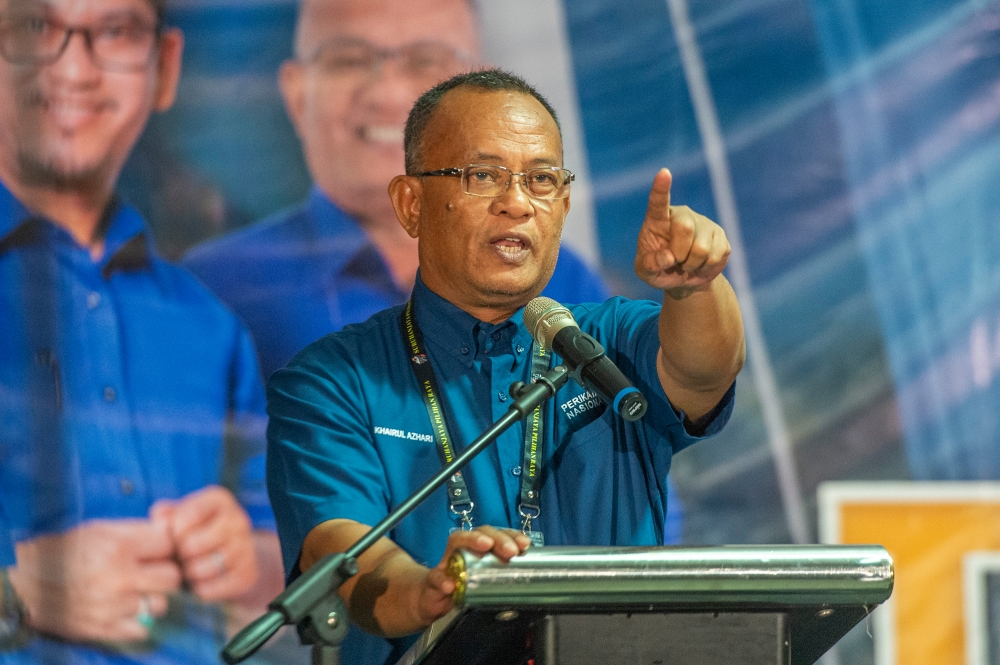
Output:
[
  {"xmin": 225, "ymin": 324, "xmax": 276, "ymax": 532},
  {"xmin": 580, "ymin": 297, "xmax": 736, "ymax": 453},
  {"xmin": 266, "ymin": 338, "xmax": 390, "ymax": 579}
]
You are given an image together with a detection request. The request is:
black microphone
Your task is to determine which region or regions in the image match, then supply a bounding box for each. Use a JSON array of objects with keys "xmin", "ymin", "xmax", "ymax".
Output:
[{"xmin": 523, "ymin": 297, "xmax": 647, "ymax": 421}]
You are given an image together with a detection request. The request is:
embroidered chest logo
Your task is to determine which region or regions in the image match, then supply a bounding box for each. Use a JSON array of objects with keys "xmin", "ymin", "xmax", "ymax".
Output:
[
  {"xmin": 373, "ymin": 426, "xmax": 434, "ymax": 442},
  {"xmin": 560, "ymin": 390, "xmax": 602, "ymax": 420}
]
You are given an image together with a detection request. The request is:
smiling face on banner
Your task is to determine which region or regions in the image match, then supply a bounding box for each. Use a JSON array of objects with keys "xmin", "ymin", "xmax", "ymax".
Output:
[
  {"xmin": 280, "ymin": 0, "xmax": 479, "ymax": 222},
  {"xmin": 0, "ymin": 0, "xmax": 181, "ymax": 193}
]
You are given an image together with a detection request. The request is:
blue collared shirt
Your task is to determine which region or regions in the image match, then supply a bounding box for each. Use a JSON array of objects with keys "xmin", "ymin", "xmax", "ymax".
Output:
[
  {"xmin": 0, "ymin": 502, "xmax": 12, "ymax": 567},
  {"xmin": 183, "ymin": 187, "xmax": 613, "ymax": 379},
  {"xmin": 266, "ymin": 276, "xmax": 734, "ymax": 664},
  {"xmin": 0, "ymin": 180, "xmax": 273, "ymax": 664}
]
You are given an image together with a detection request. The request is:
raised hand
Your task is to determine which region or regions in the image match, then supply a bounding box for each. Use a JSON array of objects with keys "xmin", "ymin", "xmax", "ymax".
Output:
[{"xmin": 634, "ymin": 168, "xmax": 731, "ymax": 298}]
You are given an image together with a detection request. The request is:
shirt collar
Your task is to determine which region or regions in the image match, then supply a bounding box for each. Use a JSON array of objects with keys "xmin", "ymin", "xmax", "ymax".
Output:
[
  {"xmin": 411, "ymin": 272, "xmax": 534, "ymax": 367},
  {"xmin": 305, "ymin": 186, "xmax": 372, "ymax": 268},
  {"xmin": 0, "ymin": 178, "xmax": 153, "ymax": 277},
  {"xmin": 0, "ymin": 178, "xmax": 31, "ymax": 240},
  {"xmin": 305, "ymin": 186, "xmax": 404, "ymax": 296}
]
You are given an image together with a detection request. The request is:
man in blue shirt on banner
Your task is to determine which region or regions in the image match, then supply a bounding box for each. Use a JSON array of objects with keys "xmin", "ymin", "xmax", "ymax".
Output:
[
  {"xmin": 182, "ymin": 0, "xmax": 610, "ymax": 381},
  {"xmin": 266, "ymin": 69, "xmax": 745, "ymax": 664},
  {"xmin": 0, "ymin": 0, "xmax": 284, "ymax": 662}
]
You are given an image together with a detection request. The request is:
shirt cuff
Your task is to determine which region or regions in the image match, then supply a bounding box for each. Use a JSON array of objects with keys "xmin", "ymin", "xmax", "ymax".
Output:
[{"xmin": 679, "ymin": 380, "xmax": 737, "ymax": 438}]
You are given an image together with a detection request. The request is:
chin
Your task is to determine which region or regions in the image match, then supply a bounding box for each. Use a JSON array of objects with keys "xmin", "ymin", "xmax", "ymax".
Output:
[
  {"xmin": 476, "ymin": 273, "xmax": 545, "ymax": 305},
  {"xmin": 17, "ymin": 149, "xmax": 108, "ymax": 190}
]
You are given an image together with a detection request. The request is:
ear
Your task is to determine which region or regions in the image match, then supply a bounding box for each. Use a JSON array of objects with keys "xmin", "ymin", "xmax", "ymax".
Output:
[
  {"xmin": 153, "ymin": 28, "xmax": 184, "ymax": 112},
  {"xmin": 279, "ymin": 60, "xmax": 307, "ymax": 139},
  {"xmin": 389, "ymin": 175, "xmax": 423, "ymax": 239}
]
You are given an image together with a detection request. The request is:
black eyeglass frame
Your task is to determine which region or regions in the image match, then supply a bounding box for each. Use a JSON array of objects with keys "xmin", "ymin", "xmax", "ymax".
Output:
[
  {"xmin": 415, "ymin": 164, "xmax": 575, "ymax": 201},
  {"xmin": 302, "ymin": 37, "xmax": 474, "ymax": 78},
  {"xmin": 0, "ymin": 14, "xmax": 164, "ymax": 72}
]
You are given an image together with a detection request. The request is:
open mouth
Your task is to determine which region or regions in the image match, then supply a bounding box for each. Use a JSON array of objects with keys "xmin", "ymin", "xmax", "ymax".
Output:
[{"xmin": 490, "ymin": 234, "xmax": 531, "ymax": 263}]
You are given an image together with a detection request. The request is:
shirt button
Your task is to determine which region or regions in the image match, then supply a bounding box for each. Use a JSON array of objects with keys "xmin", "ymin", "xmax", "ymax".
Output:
[
  {"xmin": 498, "ymin": 391, "xmax": 507, "ymax": 402},
  {"xmin": 86, "ymin": 292, "xmax": 101, "ymax": 309},
  {"xmin": 511, "ymin": 466, "xmax": 522, "ymax": 476},
  {"xmin": 120, "ymin": 479, "xmax": 134, "ymax": 495},
  {"xmin": 103, "ymin": 386, "xmax": 116, "ymax": 402},
  {"xmin": 516, "ymin": 344, "xmax": 525, "ymax": 354},
  {"xmin": 492, "ymin": 331, "xmax": 501, "ymax": 341},
  {"xmin": 461, "ymin": 346, "xmax": 470, "ymax": 355}
]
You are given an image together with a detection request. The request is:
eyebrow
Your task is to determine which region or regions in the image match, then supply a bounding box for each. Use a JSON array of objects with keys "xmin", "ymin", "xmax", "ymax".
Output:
[
  {"xmin": 470, "ymin": 152, "xmax": 560, "ymax": 167},
  {"xmin": 11, "ymin": 2, "xmax": 154, "ymax": 21}
]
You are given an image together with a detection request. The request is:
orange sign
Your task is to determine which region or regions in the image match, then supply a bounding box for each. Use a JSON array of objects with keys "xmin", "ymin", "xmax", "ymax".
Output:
[{"xmin": 819, "ymin": 482, "xmax": 1000, "ymax": 665}]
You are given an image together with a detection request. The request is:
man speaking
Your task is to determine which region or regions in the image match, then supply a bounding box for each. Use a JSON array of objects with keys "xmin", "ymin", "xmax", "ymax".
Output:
[{"xmin": 266, "ymin": 69, "xmax": 745, "ymax": 664}]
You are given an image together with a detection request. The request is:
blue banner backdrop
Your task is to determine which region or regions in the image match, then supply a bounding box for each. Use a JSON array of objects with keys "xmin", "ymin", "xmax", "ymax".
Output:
[{"xmin": 118, "ymin": 1, "xmax": 1000, "ymax": 660}]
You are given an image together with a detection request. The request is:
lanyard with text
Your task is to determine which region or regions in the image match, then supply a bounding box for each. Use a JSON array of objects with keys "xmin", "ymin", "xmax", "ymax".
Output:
[{"xmin": 400, "ymin": 299, "xmax": 549, "ymax": 544}]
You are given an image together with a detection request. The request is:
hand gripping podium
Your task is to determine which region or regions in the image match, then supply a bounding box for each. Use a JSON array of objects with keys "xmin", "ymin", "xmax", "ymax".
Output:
[{"xmin": 397, "ymin": 545, "xmax": 893, "ymax": 665}]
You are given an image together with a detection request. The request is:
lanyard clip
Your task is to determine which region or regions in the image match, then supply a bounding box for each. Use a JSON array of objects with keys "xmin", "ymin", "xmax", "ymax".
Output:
[
  {"xmin": 451, "ymin": 501, "xmax": 475, "ymax": 531},
  {"xmin": 518, "ymin": 504, "xmax": 540, "ymax": 535}
]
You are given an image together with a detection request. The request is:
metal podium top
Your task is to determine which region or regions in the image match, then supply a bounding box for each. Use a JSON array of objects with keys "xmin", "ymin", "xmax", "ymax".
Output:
[
  {"xmin": 396, "ymin": 545, "xmax": 893, "ymax": 665},
  {"xmin": 447, "ymin": 544, "xmax": 893, "ymax": 608}
]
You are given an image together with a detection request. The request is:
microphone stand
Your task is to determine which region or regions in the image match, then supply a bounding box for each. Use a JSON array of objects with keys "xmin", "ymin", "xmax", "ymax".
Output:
[{"xmin": 222, "ymin": 364, "xmax": 571, "ymax": 665}]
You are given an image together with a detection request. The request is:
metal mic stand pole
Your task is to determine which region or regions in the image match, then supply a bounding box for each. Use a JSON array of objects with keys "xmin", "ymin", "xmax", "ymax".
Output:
[{"xmin": 222, "ymin": 365, "xmax": 571, "ymax": 665}]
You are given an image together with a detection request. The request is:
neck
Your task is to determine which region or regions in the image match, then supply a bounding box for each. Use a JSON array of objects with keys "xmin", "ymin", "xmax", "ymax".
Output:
[
  {"xmin": 361, "ymin": 214, "xmax": 419, "ymax": 293},
  {"xmin": 1, "ymin": 166, "xmax": 114, "ymax": 260},
  {"xmin": 419, "ymin": 275, "xmax": 529, "ymax": 325},
  {"xmin": 467, "ymin": 304, "xmax": 521, "ymax": 325}
]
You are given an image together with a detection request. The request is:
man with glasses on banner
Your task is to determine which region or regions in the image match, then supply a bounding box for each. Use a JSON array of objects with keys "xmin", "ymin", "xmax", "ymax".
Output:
[
  {"xmin": 266, "ymin": 69, "xmax": 745, "ymax": 665},
  {"xmin": 0, "ymin": 0, "xmax": 284, "ymax": 662},
  {"xmin": 183, "ymin": 0, "xmax": 611, "ymax": 382}
]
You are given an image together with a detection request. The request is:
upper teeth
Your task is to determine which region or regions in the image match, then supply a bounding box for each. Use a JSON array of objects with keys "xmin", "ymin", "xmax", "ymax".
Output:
[{"xmin": 363, "ymin": 126, "xmax": 404, "ymax": 143}]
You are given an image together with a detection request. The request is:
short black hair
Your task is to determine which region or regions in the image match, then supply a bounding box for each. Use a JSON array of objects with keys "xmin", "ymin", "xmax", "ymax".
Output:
[{"xmin": 403, "ymin": 68, "xmax": 561, "ymax": 175}]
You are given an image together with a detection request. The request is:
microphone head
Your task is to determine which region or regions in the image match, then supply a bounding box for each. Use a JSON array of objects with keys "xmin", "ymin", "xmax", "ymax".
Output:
[{"xmin": 524, "ymin": 297, "xmax": 578, "ymax": 348}]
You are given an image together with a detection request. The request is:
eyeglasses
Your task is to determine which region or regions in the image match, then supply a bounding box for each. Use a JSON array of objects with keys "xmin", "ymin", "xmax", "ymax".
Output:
[
  {"xmin": 305, "ymin": 37, "xmax": 473, "ymax": 82},
  {"xmin": 0, "ymin": 12, "xmax": 161, "ymax": 72},
  {"xmin": 416, "ymin": 164, "xmax": 575, "ymax": 201}
]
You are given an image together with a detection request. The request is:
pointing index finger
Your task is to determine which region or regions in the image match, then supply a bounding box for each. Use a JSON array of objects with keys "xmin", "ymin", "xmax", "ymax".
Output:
[{"xmin": 645, "ymin": 168, "xmax": 673, "ymax": 223}]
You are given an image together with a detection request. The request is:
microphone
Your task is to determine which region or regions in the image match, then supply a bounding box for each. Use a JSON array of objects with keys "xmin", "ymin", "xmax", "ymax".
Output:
[{"xmin": 523, "ymin": 297, "xmax": 647, "ymax": 421}]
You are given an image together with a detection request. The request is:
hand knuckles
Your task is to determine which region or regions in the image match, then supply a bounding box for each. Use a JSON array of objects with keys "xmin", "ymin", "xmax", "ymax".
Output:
[{"xmin": 688, "ymin": 243, "xmax": 709, "ymax": 259}]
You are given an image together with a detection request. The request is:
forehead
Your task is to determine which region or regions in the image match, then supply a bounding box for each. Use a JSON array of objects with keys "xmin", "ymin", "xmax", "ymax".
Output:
[
  {"xmin": 423, "ymin": 89, "xmax": 563, "ymax": 168},
  {"xmin": 298, "ymin": 0, "xmax": 478, "ymax": 52},
  {"xmin": 3, "ymin": 0, "xmax": 156, "ymax": 18}
]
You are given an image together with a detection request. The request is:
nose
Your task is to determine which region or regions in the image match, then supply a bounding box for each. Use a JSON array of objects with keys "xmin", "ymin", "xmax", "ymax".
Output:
[
  {"xmin": 50, "ymin": 29, "xmax": 102, "ymax": 81},
  {"xmin": 355, "ymin": 53, "xmax": 425, "ymax": 110},
  {"xmin": 490, "ymin": 172, "xmax": 535, "ymax": 218}
]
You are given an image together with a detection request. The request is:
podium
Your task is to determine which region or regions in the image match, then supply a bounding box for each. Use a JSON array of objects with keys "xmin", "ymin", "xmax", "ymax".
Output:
[{"xmin": 397, "ymin": 545, "xmax": 893, "ymax": 665}]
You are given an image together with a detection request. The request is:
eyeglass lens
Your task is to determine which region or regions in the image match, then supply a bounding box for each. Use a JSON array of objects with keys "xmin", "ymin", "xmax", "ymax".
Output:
[
  {"xmin": 311, "ymin": 38, "xmax": 468, "ymax": 80},
  {"xmin": 0, "ymin": 13, "xmax": 158, "ymax": 70},
  {"xmin": 463, "ymin": 165, "xmax": 572, "ymax": 200}
]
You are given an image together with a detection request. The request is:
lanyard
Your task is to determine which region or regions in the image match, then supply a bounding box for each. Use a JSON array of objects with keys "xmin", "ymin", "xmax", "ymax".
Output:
[
  {"xmin": 400, "ymin": 299, "xmax": 549, "ymax": 542},
  {"xmin": 519, "ymin": 347, "xmax": 548, "ymax": 545}
]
